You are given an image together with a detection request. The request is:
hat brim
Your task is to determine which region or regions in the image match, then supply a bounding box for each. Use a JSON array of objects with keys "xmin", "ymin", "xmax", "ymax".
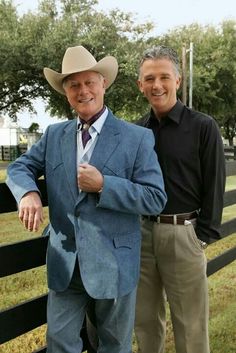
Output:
[{"xmin": 44, "ymin": 56, "xmax": 118, "ymax": 95}]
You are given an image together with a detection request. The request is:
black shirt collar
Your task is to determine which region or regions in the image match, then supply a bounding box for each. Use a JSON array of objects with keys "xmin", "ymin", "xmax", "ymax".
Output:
[{"xmin": 150, "ymin": 100, "xmax": 185, "ymax": 126}]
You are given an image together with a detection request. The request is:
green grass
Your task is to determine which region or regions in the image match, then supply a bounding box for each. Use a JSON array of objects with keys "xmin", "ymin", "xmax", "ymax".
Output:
[
  {"xmin": 0, "ymin": 169, "xmax": 7, "ymax": 182},
  {"xmin": 225, "ymin": 175, "xmax": 236, "ymax": 191},
  {"xmin": 0, "ymin": 209, "xmax": 49, "ymax": 245},
  {"xmin": 0, "ymin": 169, "xmax": 236, "ymax": 352}
]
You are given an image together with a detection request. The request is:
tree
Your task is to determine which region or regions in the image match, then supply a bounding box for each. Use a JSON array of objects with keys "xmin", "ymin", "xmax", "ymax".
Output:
[
  {"xmin": 0, "ymin": 0, "xmax": 153, "ymax": 121},
  {"xmin": 28, "ymin": 122, "xmax": 40, "ymax": 132},
  {"xmin": 0, "ymin": 0, "xmax": 52, "ymax": 117},
  {"xmin": 158, "ymin": 21, "xmax": 236, "ymax": 144},
  {"xmin": 212, "ymin": 21, "xmax": 236, "ymax": 145},
  {"xmin": 1, "ymin": 1, "xmax": 236, "ymax": 142}
]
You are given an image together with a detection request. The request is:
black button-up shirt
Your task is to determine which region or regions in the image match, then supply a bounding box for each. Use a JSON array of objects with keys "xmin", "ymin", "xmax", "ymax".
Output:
[{"xmin": 138, "ymin": 100, "xmax": 226, "ymax": 242}]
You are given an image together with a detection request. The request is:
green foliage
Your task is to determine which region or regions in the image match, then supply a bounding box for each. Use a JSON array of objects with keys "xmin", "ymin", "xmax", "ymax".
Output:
[
  {"xmin": 1, "ymin": 0, "xmax": 236, "ymax": 139},
  {"xmin": 0, "ymin": 0, "xmax": 153, "ymax": 121},
  {"xmin": 161, "ymin": 22, "xmax": 236, "ymax": 142},
  {"xmin": 28, "ymin": 122, "xmax": 40, "ymax": 132}
]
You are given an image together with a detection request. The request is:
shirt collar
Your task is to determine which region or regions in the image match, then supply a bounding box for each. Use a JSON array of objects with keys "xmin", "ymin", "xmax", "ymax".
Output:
[
  {"xmin": 150, "ymin": 100, "xmax": 184, "ymax": 125},
  {"xmin": 167, "ymin": 100, "xmax": 185, "ymax": 124},
  {"xmin": 77, "ymin": 106, "xmax": 108, "ymax": 134},
  {"xmin": 91, "ymin": 107, "xmax": 108, "ymax": 134}
]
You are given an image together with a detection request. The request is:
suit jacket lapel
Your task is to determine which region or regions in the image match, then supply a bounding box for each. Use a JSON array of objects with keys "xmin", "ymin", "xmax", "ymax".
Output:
[
  {"xmin": 89, "ymin": 112, "xmax": 120, "ymax": 170},
  {"xmin": 60, "ymin": 119, "xmax": 78, "ymax": 202},
  {"xmin": 77, "ymin": 112, "xmax": 120, "ymax": 204}
]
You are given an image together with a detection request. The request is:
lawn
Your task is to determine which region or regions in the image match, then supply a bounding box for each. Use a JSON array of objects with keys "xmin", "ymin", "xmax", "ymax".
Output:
[{"xmin": 0, "ymin": 168, "xmax": 236, "ymax": 353}]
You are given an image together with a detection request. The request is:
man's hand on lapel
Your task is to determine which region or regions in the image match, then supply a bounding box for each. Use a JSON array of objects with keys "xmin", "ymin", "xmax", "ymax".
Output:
[{"xmin": 78, "ymin": 163, "xmax": 103, "ymax": 193}]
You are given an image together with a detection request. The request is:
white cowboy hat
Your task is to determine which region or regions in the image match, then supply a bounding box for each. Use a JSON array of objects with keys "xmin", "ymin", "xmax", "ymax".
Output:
[{"xmin": 44, "ymin": 45, "xmax": 118, "ymax": 95}]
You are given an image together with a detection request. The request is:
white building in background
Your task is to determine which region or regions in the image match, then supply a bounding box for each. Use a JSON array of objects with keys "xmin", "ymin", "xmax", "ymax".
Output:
[
  {"xmin": 0, "ymin": 116, "xmax": 21, "ymax": 145},
  {"xmin": 0, "ymin": 116, "xmax": 42, "ymax": 148}
]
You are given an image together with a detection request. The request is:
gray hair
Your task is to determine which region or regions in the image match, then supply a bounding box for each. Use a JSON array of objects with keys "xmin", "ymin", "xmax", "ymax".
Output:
[{"xmin": 138, "ymin": 45, "xmax": 180, "ymax": 77}]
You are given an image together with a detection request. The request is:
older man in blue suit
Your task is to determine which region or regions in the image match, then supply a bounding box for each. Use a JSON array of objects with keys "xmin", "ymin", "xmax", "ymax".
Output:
[{"xmin": 6, "ymin": 45, "xmax": 167, "ymax": 353}]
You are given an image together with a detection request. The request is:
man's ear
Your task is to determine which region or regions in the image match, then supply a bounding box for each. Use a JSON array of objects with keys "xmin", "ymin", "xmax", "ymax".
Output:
[
  {"xmin": 137, "ymin": 79, "xmax": 143, "ymax": 93},
  {"xmin": 103, "ymin": 77, "xmax": 107, "ymax": 89},
  {"xmin": 176, "ymin": 75, "xmax": 181, "ymax": 90}
]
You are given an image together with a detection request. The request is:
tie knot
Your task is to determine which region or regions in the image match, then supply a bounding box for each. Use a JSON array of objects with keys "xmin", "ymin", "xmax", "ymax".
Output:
[
  {"xmin": 81, "ymin": 123, "xmax": 90, "ymax": 131},
  {"xmin": 79, "ymin": 106, "xmax": 106, "ymax": 148},
  {"xmin": 79, "ymin": 106, "xmax": 106, "ymax": 129}
]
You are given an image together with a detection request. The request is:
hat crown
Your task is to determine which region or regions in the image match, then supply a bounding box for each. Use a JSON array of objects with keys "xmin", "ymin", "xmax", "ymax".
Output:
[
  {"xmin": 62, "ymin": 46, "xmax": 97, "ymax": 75},
  {"xmin": 44, "ymin": 45, "xmax": 118, "ymax": 95}
]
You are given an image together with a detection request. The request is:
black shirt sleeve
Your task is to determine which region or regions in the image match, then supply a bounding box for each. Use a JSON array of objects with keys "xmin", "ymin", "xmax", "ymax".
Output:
[{"xmin": 195, "ymin": 117, "xmax": 226, "ymax": 243}]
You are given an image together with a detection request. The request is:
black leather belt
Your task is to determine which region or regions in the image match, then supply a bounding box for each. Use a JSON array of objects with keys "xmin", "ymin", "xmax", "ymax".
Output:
[{"xmin": 142, "ymin": 211, "xmax": 198, "ymax": 225}]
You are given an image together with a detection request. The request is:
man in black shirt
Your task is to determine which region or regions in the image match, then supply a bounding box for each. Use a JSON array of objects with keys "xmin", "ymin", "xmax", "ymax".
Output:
[{"xmin": 134, "ymin": 46, "xmax": 226, "ymax": 353}]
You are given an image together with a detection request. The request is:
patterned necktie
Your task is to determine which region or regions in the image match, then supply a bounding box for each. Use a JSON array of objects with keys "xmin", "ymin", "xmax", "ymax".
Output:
[
  {"xmin": 80, "ymin": 106, "xmax": 106, "ymax": 148},
  {"xmin": 81, "ymin": 123, "xmax": 91, "ymax": 148}
]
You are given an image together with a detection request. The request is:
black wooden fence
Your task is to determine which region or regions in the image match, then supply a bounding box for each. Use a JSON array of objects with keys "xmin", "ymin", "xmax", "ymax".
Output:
[
  {"xmin": 0, "ymin": 162, "xmax": 236, "ymax": 352},
  {"xmin": 0, "ymin": 145, "xmax": 27, "ymax": 161},
  {"xmin": 1, "ymin": 145, "xmax": 235, "ymax": 162},
  {"xmin": 224, "ymin": 146, "xmax": 236, "ymax": 161}
]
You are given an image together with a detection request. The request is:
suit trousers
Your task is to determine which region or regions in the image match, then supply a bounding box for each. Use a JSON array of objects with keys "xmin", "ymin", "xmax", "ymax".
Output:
[
  {"xmin": 46, "ymin": 261, "xmax": 136, "ymax": 353},
  {"xmin": 135, "ymin": 218, "xmax": 210, "ymax": 353}
]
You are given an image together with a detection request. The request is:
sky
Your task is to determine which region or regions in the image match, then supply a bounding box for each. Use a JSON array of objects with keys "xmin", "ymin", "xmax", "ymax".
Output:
[{"xmin": 13, "ymin": 0, "xmax": 236, "ymax": 131}]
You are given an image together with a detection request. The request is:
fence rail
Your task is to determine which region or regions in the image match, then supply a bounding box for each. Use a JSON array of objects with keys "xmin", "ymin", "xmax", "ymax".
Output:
[
  {"xmin": 0, "ymin": 162, "xmax": 236, "ymax": 352},
  {"xmin": 0, "ymin": 145, "xmax": 27, "ymax": 161},
  {"xmin": 1, "ymin": 145, "xmax": 235, "ymax": 161},
  {"xmin": 224, "ymin": 145, "xmax": 236, "ymax": 160}
]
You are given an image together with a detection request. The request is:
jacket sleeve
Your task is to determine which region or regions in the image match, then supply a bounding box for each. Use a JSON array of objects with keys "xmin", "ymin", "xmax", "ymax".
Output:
[
  {"xmin": 97, "ymin": 128, "xmax": 167, "ymax": 215},
  {"xmin": 6, "ymin": 128, "xmax": 49, "ymax": 204}
]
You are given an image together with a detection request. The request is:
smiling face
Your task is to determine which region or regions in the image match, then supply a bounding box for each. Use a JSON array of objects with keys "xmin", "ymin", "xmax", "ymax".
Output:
[
  {"xmin": 138, "ymin": 58, "xmax": 181, "ymax": 118},
  {"xmin": 63, "ymin": 71, "xmax": 106, "ymax": 120}
]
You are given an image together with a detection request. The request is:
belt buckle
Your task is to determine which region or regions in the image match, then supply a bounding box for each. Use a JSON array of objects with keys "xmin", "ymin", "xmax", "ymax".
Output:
[{"xmin": 184, "ymin": 219, "xmax": 192, "ymax": 225}]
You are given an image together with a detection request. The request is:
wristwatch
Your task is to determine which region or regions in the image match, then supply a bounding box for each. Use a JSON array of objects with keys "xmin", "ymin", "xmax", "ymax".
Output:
[{"xmin": 199, "ymin": 239, "xmax": 208, "ymax": 249}]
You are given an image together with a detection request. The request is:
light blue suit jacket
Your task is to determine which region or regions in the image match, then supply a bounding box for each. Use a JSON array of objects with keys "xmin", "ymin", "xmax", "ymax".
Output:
[{"xmin": 7, "ymin": 110, "xmax": 166, "ymax": 299}]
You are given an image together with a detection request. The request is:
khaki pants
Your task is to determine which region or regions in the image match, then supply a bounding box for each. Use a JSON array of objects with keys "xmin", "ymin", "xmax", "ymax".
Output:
[{"xmin": 135, "ymin": 218, "xmax": 210, "ymax": 353}]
